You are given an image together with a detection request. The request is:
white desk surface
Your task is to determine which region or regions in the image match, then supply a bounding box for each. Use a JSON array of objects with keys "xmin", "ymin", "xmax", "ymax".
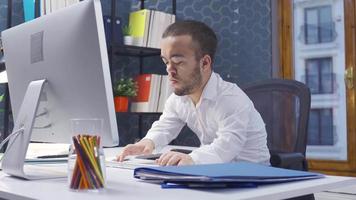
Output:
[{"xmin": 0, "ymin": 147, "xmax": 355, "ymax": 200}]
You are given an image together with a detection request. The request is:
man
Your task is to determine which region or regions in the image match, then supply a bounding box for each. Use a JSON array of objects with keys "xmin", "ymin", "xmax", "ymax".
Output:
[{"xmin": 117, "ymin": 20, "xmax": 270, "ymax": 166}]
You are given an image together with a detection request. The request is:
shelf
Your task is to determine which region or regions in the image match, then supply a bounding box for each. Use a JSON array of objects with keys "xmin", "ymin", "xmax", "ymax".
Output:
[{"xmin": 110, "ymin": 44, "xmax": 161, "ymax": 57}]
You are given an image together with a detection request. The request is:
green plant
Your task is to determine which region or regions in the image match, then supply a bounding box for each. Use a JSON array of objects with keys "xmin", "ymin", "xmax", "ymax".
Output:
[
  {"xmin": 122, "ymin": 24, "xmax": 132, "ymax": 36},
  {"xmin": 113, "ymin": 78, "xmax": 138, "ymax": 97}
]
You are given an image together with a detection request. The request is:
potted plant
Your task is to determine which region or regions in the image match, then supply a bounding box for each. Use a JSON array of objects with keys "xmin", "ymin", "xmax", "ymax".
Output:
[
  {"xmin": 113, "ymin": 77, "xmax": 137, "ymax": 112},
  {"xmin": 122, "ymin": 24, "xmax": 133, "ymax": 45}
]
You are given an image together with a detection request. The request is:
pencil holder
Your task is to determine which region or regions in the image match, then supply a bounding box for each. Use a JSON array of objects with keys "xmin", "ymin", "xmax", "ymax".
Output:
[{"xmin": 68, "ymin": 119, "xmax": 106, "ymax": 191}]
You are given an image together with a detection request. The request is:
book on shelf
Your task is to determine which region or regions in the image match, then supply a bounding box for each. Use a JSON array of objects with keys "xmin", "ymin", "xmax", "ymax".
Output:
[
  {"xmin": 147, "ymin": 10, "xmax": 164, "ymax": 48},
  {"xmin": 131, "ymin": 74, "xmax": 172, "ymax": 113},
  {"xmin": 103, "ymin": 16, "xmax": 124, "ymax": 45},
  {"xmin": 45, "ymin": 0, "xmax": 50, "ymax": 15},
  {"xmin": 103, "ymin": 16, "xmax": 112, "ymax": 45},
  {"xmin": 53, "ymin": 0, "xmax": 66, "ymax": 11},
  {"xmin": 131, "ymin": 74, "xmax": 160, "ymax": 113},
  {"xmin": 23, "ymin": 0, "xmax": 35, "ymax": 22},
  {"xmin": 113, "ymin": 17, "xmax": 124, "ymax": 45},
  {"xmin": 129, "ymin": 9, "xmax": 151, "ymax": 47},
  {"xmin": 129, "ymin": 9, "xmax": 176, "ymax": 48},
  {"xmin": 157, "ymin": 75, "xmax": 173, "ymax": 112},
  {"xmin": 148, "ymin": 10, "xmax": 176, "ymax": 49},
  {"xmin": 146, "ymin": 10, "xmax": 156, "ymax": 47},
  {"xmin": 39, "ymin": 0, "xmax": 79, "ymax": 16}
]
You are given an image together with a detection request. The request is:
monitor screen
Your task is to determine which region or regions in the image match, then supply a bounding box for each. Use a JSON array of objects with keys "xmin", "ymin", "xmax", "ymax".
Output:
[{"xmin": 2, "ymin": 0, "xmax": 119, "ymax": 147}]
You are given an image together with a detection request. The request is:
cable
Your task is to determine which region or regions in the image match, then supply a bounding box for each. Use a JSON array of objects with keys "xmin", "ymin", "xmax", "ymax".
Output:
[{"xmin": 0, "ymin": 127, "xmax": 25, "ymax": 162}]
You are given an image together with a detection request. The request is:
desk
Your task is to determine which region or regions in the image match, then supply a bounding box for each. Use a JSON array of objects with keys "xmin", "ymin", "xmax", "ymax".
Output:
[{"xmin": 0, "ymin": 147, "xmax": 355, "ymax": 200}]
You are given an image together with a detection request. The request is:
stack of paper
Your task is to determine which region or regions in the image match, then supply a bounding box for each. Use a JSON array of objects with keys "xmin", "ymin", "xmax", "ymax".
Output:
[
  {"xmin": 25, "ymin": 143, "xmax": 70, "ymax": 163},
  {"xmin": 134, "ymin": 162, "xmax": 324, "ymax": 188},
  {"xmin": 26, "ymin": 143, "xmax": 70, "ymax": 158}
]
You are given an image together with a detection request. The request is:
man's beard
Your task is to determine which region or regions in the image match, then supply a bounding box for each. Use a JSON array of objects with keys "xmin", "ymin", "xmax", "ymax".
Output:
[{"xmin": 174, "ymin": 66, "xmax": 202, "ymax": 96}]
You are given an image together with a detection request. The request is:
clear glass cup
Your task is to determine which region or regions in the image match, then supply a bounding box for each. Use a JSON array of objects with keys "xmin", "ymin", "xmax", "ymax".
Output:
[{"xmin": 68, "ymin": 118, "xmax": 106, "ymax": 191}]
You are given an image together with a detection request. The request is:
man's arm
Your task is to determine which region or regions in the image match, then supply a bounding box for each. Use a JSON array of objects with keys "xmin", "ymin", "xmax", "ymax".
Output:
[
  {"xmin": 117, "ymin": 96, "xmax": 185, "ymax": 161},
  {"xmin": 143, "ymin": 96, "xmax": 185, "ymax": 149}
]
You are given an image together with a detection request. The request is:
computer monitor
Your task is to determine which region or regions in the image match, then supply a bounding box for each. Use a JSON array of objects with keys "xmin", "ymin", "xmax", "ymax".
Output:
[{"xmin": 1, "ymin": 0, "xmax": 118, "ymax": 179}]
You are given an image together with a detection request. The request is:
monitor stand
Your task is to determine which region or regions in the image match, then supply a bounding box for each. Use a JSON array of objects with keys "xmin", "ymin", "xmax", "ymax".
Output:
[{"xmin": 1, "ymin": 79, "xmax": 66, "ymax": 180}]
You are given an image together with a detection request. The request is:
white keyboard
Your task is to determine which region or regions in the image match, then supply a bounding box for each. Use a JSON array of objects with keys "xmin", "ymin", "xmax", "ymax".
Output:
[{"xmin": 105, "ymin": 156, "xmax": 158, "ymax": 170}]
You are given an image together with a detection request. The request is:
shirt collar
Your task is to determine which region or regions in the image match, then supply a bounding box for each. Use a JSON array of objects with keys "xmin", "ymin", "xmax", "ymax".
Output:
[
  {"xmin": 180, "ymin": 72, "xmax": 218, "ymax": 104},
  {"xmin": 200, "ymin": 72, "xmax": 218, "ymax": 102}
]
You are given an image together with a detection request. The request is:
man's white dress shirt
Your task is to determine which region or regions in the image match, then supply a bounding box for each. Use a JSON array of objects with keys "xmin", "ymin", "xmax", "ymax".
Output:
[{"xmin": 144, "ymin": 72, "xmax": 270, "ymax": 165}]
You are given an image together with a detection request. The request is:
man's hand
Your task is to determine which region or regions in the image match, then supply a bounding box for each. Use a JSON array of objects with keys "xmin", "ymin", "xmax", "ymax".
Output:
[
  {"xmin": 156, "ymin": 151, "xmax": 194, "ymax": 166},
  {"xmin": 116, "ymin": 139, "xmax": 155, "ymax": 162}
]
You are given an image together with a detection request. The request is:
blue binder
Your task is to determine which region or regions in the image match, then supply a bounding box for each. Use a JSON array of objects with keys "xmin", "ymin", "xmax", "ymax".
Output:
[
  {"xmin": 102, "ymin": 16, "xmax": 123, "ymax": 45},
  {"xmin": 23, "ymin": 0, "xmax": 35, "ymax": 22},
  {"xmin": 134, "ymin": 162, "xmax": 324, "ymax": 188},
  {"xmin": 103, "ymin": 16, "xmax": 112, "ymax": 44}
]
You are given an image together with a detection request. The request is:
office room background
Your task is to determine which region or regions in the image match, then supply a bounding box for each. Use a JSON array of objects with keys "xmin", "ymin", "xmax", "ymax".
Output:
[
  {"xmin": 0, "ymin": 0, "xmax": 272, "ymax": 146},
  {"xmin": 105, "ymin": 0, "xmax": 273, "ymax": 148},
  {"xmin": 1, "ymin": 0, "xmax": 354, "ymax": 176}
]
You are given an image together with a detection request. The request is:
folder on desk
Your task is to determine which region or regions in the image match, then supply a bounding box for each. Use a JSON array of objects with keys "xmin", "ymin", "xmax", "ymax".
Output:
[{"xmin": 134, "ymin": 162, "xmax": 324, "ymax": 188}]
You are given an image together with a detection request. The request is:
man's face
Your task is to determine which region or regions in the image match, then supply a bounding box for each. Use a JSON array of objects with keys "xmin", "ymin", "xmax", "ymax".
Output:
[{"xmin": 160, "ymin": 35, "xmax": 203, "ymax": 96}]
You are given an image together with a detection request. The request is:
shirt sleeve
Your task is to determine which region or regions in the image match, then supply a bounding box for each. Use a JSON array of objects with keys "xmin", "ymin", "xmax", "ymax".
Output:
[
  {"xmin": 143, "ymin": 95, "xmax": 185, "ymax": 149},
  {"xmin": 189, "ymin": 97, "xmax": 252, "ymax": 164}
]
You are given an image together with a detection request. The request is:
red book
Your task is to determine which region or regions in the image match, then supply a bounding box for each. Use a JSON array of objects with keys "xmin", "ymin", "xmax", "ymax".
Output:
[
  {"xmin": 133, "ymin": 74, "xmax": 152, "ymax": 102},
  {"xmin": 131, "ymin": 74, "xmax": 161, "ymax": 112}
]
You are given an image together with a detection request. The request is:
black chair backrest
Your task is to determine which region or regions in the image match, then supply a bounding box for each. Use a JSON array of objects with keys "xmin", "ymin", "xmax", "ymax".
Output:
[{"xmin": 242, "ymin": 79, "xmax": 311, "ymax": 157}]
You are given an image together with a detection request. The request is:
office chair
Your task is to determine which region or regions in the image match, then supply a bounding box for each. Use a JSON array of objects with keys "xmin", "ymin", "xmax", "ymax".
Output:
[
  {"xmin": 243, "ymin": 79, "xmax": 313, "ymax": 200},
  {"xmin": 242, "ymin": 79, "xmax": 311, "ymax": 171}
]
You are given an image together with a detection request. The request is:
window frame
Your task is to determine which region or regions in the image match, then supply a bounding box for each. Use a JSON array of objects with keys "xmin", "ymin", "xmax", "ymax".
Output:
[
  {"xmin": 304, "ymin": 5, "xmax": 333, "ymax": 44},
  {"xmin": 305, "ymin": 57, "xmax": 334, "ymax": 94},
  {"xmin": 277, "ymin": 0, "xmax": 356, "ymax": 176},
  {"xmin": 308, "ymin": 108, "xmax": 334, "ymax": 145}
]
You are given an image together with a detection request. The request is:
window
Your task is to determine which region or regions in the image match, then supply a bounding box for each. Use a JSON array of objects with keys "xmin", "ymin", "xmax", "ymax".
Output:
[
  {"xmin": 305, "ymin": 57, "xmax": 333, "ymax": 94},
  {"xmin": 304, "ymin": 5, "xmax": 333, "ymax": 44},
  {"xmin": 308, "ymin": 108, "xmax": 334, "ymax": 145}
]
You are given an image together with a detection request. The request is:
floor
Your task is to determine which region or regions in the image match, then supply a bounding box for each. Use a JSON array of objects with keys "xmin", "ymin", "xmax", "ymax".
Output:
[{"xmin": 314, "ymin": 184, "xmax": 356, "ymax": 200}]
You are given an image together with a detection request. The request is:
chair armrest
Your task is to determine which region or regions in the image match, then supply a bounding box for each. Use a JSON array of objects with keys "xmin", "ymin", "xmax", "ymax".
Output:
[{"xmin": 270, "ymin": 152, "xmax": 307, "ymax": 171}]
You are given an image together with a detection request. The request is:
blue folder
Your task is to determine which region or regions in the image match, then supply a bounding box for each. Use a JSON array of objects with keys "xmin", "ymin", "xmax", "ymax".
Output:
[
  {"xmin": 23, "ymin": 0, "xmax": 35, "ymax": 22},
  {"xmin": 102, "ymin": 16, "xmax": 124, "ymax": 45},
  {"xmin": 133, "ymin": 162, "xmax": 324, "ymax": 188}
]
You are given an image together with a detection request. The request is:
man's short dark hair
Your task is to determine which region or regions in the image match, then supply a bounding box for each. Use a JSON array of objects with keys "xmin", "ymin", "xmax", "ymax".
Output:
[{"xmin": 162, "ymin": 20, "xmax": 217, "ymax": 63}]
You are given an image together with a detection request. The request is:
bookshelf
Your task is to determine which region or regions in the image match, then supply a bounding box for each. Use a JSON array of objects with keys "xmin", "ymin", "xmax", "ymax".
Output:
[
  {"xmin": 109, "ymin": 0, "xmax": 176, "ymax": 140},
  {"xmin": 108, "ymin": 0, "xmax": 176, "ymax": 69},
  {"xmin": 110, "ymin": 44, "xmax": 160, "ymax": 59},
  {"xmin": 0, "ymin": 0, "xmax": 13, "ymax": 151}
]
